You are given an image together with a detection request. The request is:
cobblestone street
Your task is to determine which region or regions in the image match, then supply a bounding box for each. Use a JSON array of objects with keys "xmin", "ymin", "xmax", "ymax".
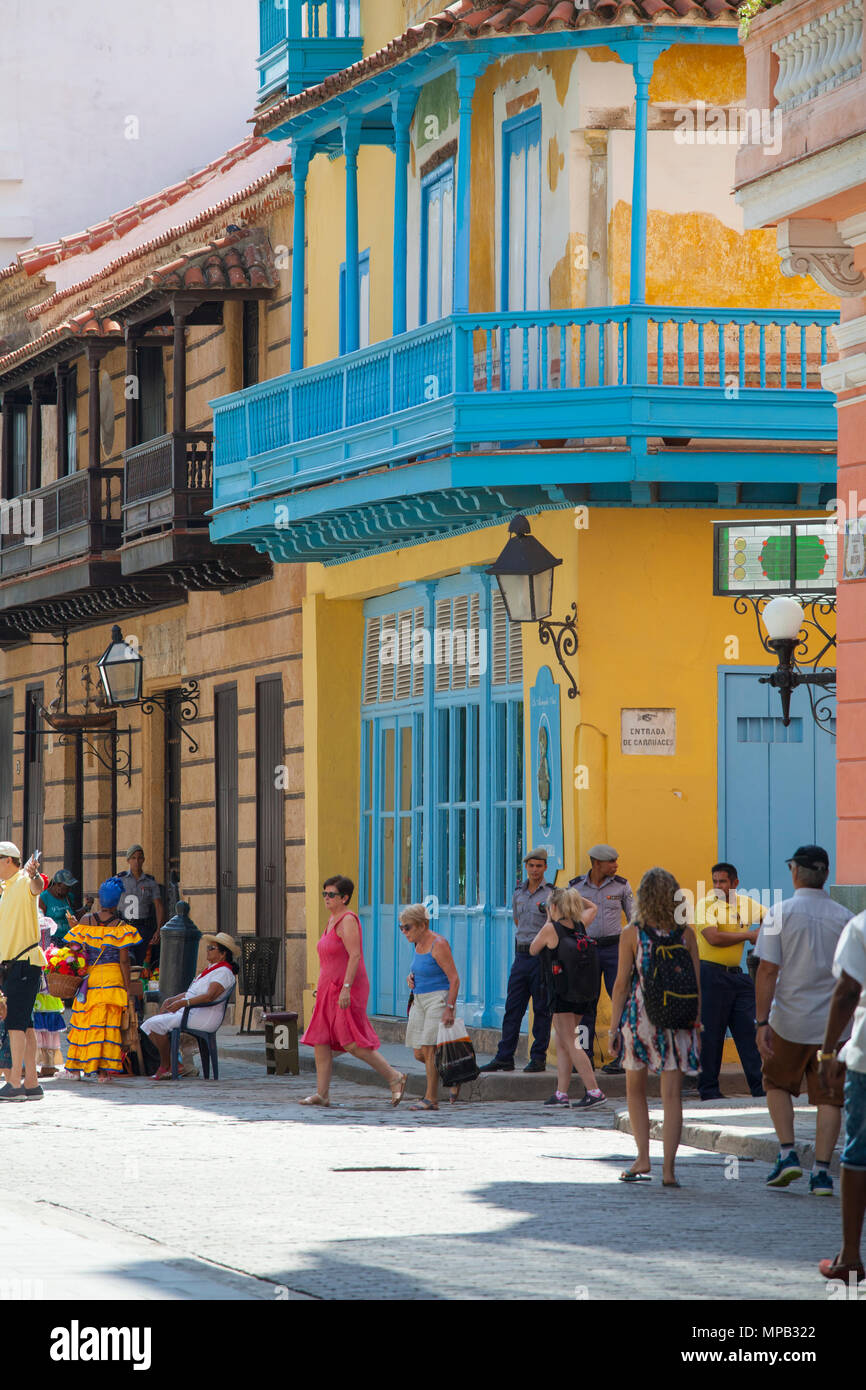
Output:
[{"xmin": 0, "ymin": 1060, "xmax": 845, "ymax": 1302}]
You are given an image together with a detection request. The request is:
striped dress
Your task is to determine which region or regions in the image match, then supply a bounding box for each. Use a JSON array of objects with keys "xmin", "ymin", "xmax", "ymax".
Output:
[{"xmin": 64, "ymin": 914, "xmax": 141, "ymax": 1074}]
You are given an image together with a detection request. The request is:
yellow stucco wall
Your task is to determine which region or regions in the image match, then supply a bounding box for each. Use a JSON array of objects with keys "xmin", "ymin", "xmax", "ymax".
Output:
[{"xmin": 300, "ymin": 505, "xmax": 827, "ymax": 1044}]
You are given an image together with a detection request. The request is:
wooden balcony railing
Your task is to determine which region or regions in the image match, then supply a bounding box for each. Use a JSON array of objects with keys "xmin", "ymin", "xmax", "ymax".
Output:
[
  {"xmin": 122, "ymin": 431, "xmax": 214, "ymax": 542},
  {"xmin": 0, "ymin": 467, "xmax": 122, "ymax": 581}
]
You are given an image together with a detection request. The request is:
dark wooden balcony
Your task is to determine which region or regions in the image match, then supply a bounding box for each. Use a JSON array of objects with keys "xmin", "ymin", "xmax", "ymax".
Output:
[
  {"xmin": 0, "ymin": 467, "xmax": 122, "ymax": 600},
  {"xmin": 121, "ymin": 430, "xmax": 270, "ymax": 586}
]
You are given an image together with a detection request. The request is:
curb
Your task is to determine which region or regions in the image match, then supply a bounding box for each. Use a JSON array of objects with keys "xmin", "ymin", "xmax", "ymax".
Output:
[{"xmin": 611, "ymin": 1106, "xmax": 840, "ymax": 1176}]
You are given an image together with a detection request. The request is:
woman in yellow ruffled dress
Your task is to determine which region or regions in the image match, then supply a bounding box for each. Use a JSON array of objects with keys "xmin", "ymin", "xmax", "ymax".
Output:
[{"xmin": 62, "ymin": 876, "xmax": 141, "ymax": 1082}]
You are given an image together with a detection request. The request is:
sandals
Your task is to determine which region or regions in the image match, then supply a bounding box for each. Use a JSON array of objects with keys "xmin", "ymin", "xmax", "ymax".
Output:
[
  {"xmin": 152, "ymin": 1066, "xmax": 172, "ymax": 1081},
  {"xmin": 662, "ymin": 1179, "xmax": 682, "ymax": 1189},
  {"xmin": 409, "ymin": 1098, "xmax": 439, "ymax": 1111},
  {"xmin": 299, "ymin": 1094, "xmax": 330, "ymax": 1106},
  {"xmin": 818, "ymin": 1255, "xmax": 865, "ymax": 1282},
  {"xmin": 619, "ymin": 1170, "xmax": 652, "ymax": 1183},
  {"xmin": 389, "ymin": 1073, "xmax": 408, "ymax": 1107}
]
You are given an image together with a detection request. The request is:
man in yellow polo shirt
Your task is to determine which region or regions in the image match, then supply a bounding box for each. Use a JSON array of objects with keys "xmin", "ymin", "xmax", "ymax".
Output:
[
  {"xmin": 695, "ymin": 861, "xmax": 766, "ymax": 1102},
  {"xmin": 0, "ymin": 842, "xmax": 48, "ymax": 1102}
]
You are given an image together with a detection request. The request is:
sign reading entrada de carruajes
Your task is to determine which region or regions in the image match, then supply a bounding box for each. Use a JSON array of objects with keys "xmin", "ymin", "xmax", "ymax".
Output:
[{"xmin": 620, "ymin": 709, "xmax": 676, "ymax": 756}]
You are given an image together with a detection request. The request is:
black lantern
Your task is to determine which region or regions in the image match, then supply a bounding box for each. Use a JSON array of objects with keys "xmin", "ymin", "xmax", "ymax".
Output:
[
  {"xmin": 487, "ymin": 514, "xmax": 579, "ymax": 699},
  {"xmin": 97, "ymin": 626, "xmax": 143, "ymax": 707},
  {"xmin": 756, "ymin": 596, "xmax": 836, "ymax": 734},
  {"xmin": 486, "ymin": 514, "xmax": 562, "ymax": 623}
]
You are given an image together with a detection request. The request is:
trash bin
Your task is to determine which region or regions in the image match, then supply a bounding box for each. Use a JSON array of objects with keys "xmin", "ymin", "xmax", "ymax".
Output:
[
  {"xmin": 264, "ymin": 1012, "xmax": 300, "ymax": 1076},
  {"xmin": 158, "ymin": 902, "xmax": 201, "ymax": 1002}
]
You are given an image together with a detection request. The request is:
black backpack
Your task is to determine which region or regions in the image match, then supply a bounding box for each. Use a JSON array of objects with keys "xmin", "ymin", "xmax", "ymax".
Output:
[
  {"xmin": 550, "ymin": 923, "xmax": 601, "ymax": 1003},
  {"xmin": 641, "ymin": 924, "xmax": 699, "ymax": 1029}
]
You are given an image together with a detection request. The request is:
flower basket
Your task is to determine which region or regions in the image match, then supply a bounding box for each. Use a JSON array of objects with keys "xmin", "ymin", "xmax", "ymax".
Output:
[{"xmin": 44, "ymin": 970, "xmax": 82, "ymax": 1000}]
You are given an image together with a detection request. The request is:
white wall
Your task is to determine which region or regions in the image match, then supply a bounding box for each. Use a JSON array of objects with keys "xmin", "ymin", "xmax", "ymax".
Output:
[{"xmin": 0, "ymin": 0, "xmax": 258, "ymax": 267}]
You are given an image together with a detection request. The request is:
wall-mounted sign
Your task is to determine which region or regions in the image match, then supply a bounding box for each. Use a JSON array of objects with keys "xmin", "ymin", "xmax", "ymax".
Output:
[
  {"xmin": 530, "ymin": 666, "xmax": 563, "ymax": 874},
  {"xmin": 621, "ymin": 709, "xmax": 676, "ymax": 756},
  {"xmin": 843, "ymin": 519, "xmax": 866, "ymax": 581}
]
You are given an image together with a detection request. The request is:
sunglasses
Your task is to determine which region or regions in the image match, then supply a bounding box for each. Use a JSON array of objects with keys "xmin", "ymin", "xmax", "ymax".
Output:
[{"xmin": 322, "ymin": 890, "xmax": 340, "ymax": 899}]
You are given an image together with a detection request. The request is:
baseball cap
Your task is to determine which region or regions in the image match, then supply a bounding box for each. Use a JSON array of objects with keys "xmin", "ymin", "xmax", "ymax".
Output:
[
  {"xmin": 52, "ymin": 869, "xmax": 78, "ymax": 887},
  {"xmin": 786, "ymin": 845, "xmax": 830, "ymax": 870},
  {"xmin": 0, "ymin": 841, "xmax": 21, "ymax": 859}
]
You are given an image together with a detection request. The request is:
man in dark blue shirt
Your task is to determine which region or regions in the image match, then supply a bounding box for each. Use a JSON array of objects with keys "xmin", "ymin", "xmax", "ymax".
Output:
[{"xmin": 480, "ymin": 849, "xmax": 553, "ymax": 1073}]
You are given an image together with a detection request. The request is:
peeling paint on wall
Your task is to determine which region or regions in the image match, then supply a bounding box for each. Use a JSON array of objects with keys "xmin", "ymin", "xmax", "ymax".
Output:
[
  {"xmin": 550, "ymin": 230, "xmax": 587, "ymax": 311},
  {"xmin": 548, "ymin": 133, "xmax": 565, "ymax": 193},
  {"xmin": 608, "ymin": 202, "xmax": 837, "ymax": 309},
  {"xmin": 650, "ymin": 47, "xmax": 746, "ymax": 106},
  {"xmin": 415, "ymin": 71, "xmax": 458, "ymax": 150}
]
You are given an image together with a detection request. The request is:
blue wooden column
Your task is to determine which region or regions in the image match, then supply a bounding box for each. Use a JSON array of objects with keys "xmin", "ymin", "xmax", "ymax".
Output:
[
  {"xmin": 629, "ymin": 49, "xmax": 655, "ymax": 308},
  {"xmin": 290, "ymin": 140, "xmax": 312, "ymax": 373},
  {"xmin": 391, "ymin": 92, "xmax": 415, "ymax": 337},
  {"xmin": 342, "ymin": 116, "xmax": 362, "ymax": 355},
  {"xmin": 454, "ymin": 56, "xmax": 487, "ymax": 316}
]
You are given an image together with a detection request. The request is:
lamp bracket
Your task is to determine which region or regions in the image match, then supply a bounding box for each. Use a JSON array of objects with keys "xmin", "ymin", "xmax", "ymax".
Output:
[
  {"xmin": 139, "ymin": 681, "xmax": 200, "ymax": 754},
  {"xmin": 734, "ymin": 594, "xmax": 837, "ymax": 736},
  {"xmin": 538, "ymin": 603, "xmax": 579, "ymax": 700}
]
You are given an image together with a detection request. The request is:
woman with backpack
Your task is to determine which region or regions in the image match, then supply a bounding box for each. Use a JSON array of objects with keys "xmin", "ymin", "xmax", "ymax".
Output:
[
  {"xmin": 608, "ymin": 866, "xmax": 701, "ymax": 1187},
  {"xmin": 530, "ymin": 886, "xmax": 606, "ymax": 1109}
]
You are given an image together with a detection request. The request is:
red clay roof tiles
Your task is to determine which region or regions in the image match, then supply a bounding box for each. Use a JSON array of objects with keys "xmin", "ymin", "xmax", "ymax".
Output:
[{"xmin": 256, "ymin": 0, "xmax": 739, "ymax": 134}]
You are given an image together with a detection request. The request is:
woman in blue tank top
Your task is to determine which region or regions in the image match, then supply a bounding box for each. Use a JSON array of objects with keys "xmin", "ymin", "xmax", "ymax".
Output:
[{"xmin": 400, "ymin": 903, "xmax": 460, "ymax": 1111}]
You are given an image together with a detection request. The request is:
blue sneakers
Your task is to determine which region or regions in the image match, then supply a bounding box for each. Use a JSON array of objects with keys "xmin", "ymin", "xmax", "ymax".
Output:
[
  {"xmin": 809, "ymin": 1169, "xmax": 834, "ymax": 1196},
  {"xmin": 766, "ymin": 1151, "xmax": 803, "ymax": 1187}
]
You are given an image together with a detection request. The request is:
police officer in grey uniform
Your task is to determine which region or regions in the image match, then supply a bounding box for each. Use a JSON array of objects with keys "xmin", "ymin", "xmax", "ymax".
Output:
[
  {"xmin": 119, "ymin": 844, "xmax": 165, "ymax": 967},
  {"xmin": 569, "ymin": 845, "xmax": 636, "ymax": 1074}
]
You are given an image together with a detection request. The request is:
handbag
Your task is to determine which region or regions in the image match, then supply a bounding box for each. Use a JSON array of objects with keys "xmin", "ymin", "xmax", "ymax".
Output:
[
  {"xmin": 0, "ymin": 940, "xmax": 42, "ymax": 987},
  {"xmin": 120, "ymin": 1004, "xmax": 139, "ymax": 1048},
  {"xmin": 434, "ymin": 1017, "xmax": 480, "ymax": 1087}
]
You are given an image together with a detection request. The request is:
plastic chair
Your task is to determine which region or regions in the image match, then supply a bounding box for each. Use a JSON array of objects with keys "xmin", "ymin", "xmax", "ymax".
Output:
[
  {"xmin": 238, "ymin": 937, "xmax": 280, "ymax": 1033},
  {"xmin": 170, "ymin": 980, "xmax": 236, "ymax": 1080}
]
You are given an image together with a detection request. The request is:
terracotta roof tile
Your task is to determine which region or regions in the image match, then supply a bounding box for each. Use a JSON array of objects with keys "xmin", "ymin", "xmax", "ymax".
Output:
[
  {"xmin": 256, "ymin": 0, "xmax": 738, "ymax": 134},
  {"xmin": 0, "ymin": 229, "xmax": 279, "ymax": 382}
]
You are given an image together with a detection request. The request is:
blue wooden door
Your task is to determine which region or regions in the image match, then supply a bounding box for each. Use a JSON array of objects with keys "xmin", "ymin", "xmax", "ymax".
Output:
[
  {"xmin": 420, "ymin": 161, "xmax": 454, "ymax": 326},
  {"xmin": 718, "ymin": 667, "xmax": 836, "ymax": 901},
  {"xmin": 503, "ymin": 109, "xmax": 542, "ymax": 390}
]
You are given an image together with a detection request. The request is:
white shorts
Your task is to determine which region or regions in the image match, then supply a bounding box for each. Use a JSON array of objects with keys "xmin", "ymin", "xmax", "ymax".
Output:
[{"xmin": 405, "ymin": 990, "xmax": 449, "ymax": 1049}]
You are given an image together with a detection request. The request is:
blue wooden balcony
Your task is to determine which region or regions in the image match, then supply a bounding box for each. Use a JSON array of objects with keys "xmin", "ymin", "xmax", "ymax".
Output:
[
  {"xmin": 209, "ymin": 305, "xmax": 839, "ymax": 564},
  {"xmin": 257, "ymin": 0, "xmax": 363, "ymax": 102}
]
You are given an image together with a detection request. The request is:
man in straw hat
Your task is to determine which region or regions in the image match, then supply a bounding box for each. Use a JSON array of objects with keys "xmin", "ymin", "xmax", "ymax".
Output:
[{"xmin": 480, "ymin": 849, "xmax": 553, "ymax": 1073}]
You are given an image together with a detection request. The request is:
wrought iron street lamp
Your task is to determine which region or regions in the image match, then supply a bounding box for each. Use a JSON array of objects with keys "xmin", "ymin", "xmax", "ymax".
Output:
[
  {"xmin": 757, "ymin": 596, "xmax": 836, "ymax": 733},
  {"xmin": 487, "ymin": 514, "xmax": 579, "ymax": 698},
  {"xmin": 97, "ymin": 625, "xmax": 200, "ymax": 752}
]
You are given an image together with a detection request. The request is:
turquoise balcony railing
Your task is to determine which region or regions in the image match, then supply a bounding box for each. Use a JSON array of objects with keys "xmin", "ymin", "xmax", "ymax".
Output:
[
  {"xmin": 212, "ymin": 305, "xmax": 837, "ymax": 502},
  {"xmin": 257, "ymin": 0, "xmax": 363, "ymax": 100}
]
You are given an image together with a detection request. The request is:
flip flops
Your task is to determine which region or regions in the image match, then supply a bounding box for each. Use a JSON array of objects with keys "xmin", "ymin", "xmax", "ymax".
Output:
[
  {"xmin": 619, "ymin": 1170, "xmax": 652, "ymax": 1182},
  {"xmin": 409, "ymin": 1098, "xmax": 438, "ymax": 1111}
]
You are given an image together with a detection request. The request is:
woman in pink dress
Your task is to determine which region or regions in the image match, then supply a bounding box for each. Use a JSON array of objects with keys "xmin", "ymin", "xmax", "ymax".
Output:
[{"xmin": 300, "ymin": 875, "xmax": 407, "ymax": 1107}]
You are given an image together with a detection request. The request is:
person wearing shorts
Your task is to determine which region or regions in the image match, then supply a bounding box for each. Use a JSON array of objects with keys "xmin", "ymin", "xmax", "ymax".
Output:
[
  {"xmin": 401, "ymin": 904, "xmax": 459, "ymax": 1112},
  {"xmin": 0, "ymin": 842, "xmax": 48, "ymax": 1102},
  {"xmin": 817, "ymin": 910, "xmax": 866, "ymax": 1283},
  {"xmin": 755, "ymin": 845, "xmax": 853, "ymax": 1193}
]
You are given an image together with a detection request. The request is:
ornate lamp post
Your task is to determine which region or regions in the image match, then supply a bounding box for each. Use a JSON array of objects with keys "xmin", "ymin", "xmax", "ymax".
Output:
[{"xmin": 487, "ymin": 515, "xmax": 579, "ymax": 698}]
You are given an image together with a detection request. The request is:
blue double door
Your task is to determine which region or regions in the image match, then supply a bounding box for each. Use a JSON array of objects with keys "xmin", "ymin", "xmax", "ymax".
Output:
[{"xmin": 718, "ymin": 667, "xmax": 836, "ymax": 899}]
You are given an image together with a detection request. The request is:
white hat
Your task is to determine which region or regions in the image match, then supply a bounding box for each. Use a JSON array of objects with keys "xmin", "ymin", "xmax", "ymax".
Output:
[{"xmin": 0, "ymin": 841, "xmax": 21, "ymax": 859}]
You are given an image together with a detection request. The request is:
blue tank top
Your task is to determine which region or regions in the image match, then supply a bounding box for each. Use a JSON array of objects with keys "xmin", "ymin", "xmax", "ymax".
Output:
[{"xmin": 412, "ymin": 942, "xmax": 450, "ymax": 994}]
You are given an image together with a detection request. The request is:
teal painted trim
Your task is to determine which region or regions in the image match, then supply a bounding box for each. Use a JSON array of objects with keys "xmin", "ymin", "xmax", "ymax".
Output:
[
  {"xmin": 260, "ymin": 28, "xmax": 740, "ymax": 144},
  {"xmin": 342, "ymin": 118, "xmax": 362, "ymax": 356},
  {"xmin": 290, "ymin": 143, "xmax": 311, "ymax": 373},
  {"xmin": 391, "ymin": 92, "xmax": 416, "ymax": 336},
  {"xmin": 453, "ymin": 57, "xmax": 487, "ymax": 317}
]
